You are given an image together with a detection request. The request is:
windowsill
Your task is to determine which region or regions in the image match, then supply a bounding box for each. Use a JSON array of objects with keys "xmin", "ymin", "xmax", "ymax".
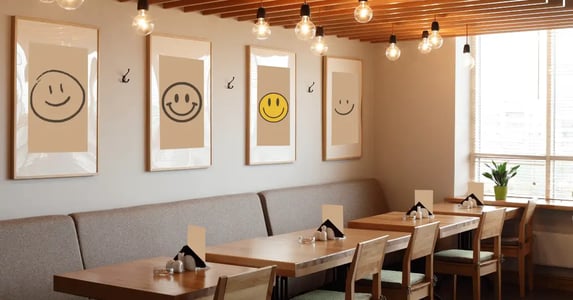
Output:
[{"xmin": 445, "ymin": 196, "xmax": 573, "ymax": 211}]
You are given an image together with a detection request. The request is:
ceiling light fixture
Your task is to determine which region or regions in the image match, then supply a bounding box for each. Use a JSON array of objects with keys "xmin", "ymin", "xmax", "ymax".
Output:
[
  {"xmin": 252, "ymin": 5, "xmax": 271, "ymax": 40},
  {"xmin": 55, "ymin": 0, "xmax": 84, "ymax": 10},
  {"xmin": 310, "ymin": 26, "xmax": 328, "ymax": 56},
  {"xmin": 429, "ymin": 17, "xmax": 444, "ymax": 49},
  {"xmin": 295, "ymin": 1, "xmax": 316, "ymax": 40},
  {"xmin": 385, "ymin": 34, "xmax": 401, "ymax": 61},
  {"xmin": 40, "ymin": 0, "xmax": 55, "ymax": 3},
  {"xmin": 132, "ymin": 0, "xmax": 154, "ymax": 36},
  {"xmin": 354, "ymin": 0, "xmax": 373, "ymax": 23},
  {"xmin": 462, "ymin": 25, "xmax": 475, "ymax": 69},
  {"xmin": 418, "ymin": 30, "xmax": 432, "ymax": 54}
]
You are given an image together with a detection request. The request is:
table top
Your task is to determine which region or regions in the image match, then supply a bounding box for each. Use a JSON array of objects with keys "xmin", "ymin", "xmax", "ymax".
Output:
[
  {"xmin": 54, "ymin": 256, "xmax": 255, "ymax": 300},
  {"xmin": 432, "ymin": 202, "xmax": 520, "ymax": 220},
  {"xmin": 348, "ymin": 211, "xmax": 480, "ymax": 238},
  {"xmin": 445, "ymin": 196, "xmax": 573, "ymax": 211},
  {"xmin": 206, "ymin": 228, "xmax": 411, "ymax": 278}
]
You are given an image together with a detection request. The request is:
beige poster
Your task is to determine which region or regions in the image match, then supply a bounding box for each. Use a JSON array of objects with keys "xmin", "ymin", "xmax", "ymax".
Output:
[
  {"xmin": 28, "ymin": 43, "xmax": 88, "ymax": 153},
  {"xmin": 257, "ymin": 65, "xmax": 290, "ymax": 146},
  {"xmin": 332, "ymin": 72, "xmax": 359, "ymax": 145},
  {"xmin": 159, "ymin": 55, "xmax": 204, "ymax": 149}
]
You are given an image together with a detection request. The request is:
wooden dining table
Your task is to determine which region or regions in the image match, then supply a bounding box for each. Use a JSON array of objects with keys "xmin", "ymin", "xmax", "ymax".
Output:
[
  {"xmin": 54, "ymin": 256, "xmax": 256, "ymax": 300},
  {"xmin": 206, "ymin": 228, "xmax": 411, "ymax": 299},
  {"xmin": 433, "ymin": 202, "xmax": 520, "ymax": 220},
  {"xmin": 348, "ymin": 211, "xmax": 480, "ymax": 238}
]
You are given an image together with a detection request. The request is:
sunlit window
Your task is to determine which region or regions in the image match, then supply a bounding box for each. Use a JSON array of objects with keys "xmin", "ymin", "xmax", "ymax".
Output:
[{"xmin": 472, "ymin": 29, "xmax": 573, "ymax": 200}]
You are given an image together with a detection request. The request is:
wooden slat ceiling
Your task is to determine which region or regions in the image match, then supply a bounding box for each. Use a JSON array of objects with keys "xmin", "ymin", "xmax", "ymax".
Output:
[{"xmin": 118, "ymin": 0, "xmax": 573, "ymax": 43}]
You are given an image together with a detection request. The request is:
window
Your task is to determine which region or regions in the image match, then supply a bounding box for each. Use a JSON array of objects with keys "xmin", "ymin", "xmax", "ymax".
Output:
[{"xmin": 472, "ymin": 29, "xmax": 573, "ymax": 200}]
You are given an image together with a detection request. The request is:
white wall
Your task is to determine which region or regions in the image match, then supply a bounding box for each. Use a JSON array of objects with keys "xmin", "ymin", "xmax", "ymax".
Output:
[
  {"xmin": 374, "ymin": 38, "xmax": 457, "ymax": 211},
  {"xmin": 0, "ymin": 0, "xmax": 379, "ymax": 220}
]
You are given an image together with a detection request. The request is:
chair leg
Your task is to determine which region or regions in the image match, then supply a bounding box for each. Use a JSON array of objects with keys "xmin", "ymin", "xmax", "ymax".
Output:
[
  {"xmin": 496, "ymin": 265, "xmax": 502, "ymax": 300},
  {"xmin": 472, "ymin": 274, "xmax": 480, "ymax": 300},
  {"xmin": 453, "ymin": 275, "xmax": 457, "ymax": 300},
  {"xmin": 527, "ymin": 253, "xmax": 534, "ymax": 292},
  {"xmin": 518, "ymin": 253, "xmax": 526, "ymax": 298}
]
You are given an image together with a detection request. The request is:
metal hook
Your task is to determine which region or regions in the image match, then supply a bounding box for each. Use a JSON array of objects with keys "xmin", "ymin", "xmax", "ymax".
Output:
[
  {"xmin": 121, "ymin": 68, "xmax": 131, "ymax": 83},
  {"xmin": 227, "ymin": 76, "xmax": 235, "ymax": 89},
  {"xmin": 307, "ymin": 81, "xmax": 315, "ymax": 93}
]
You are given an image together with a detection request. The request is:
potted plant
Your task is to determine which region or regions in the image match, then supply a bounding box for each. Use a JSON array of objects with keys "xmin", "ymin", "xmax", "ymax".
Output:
[{"xmin": 482, "ymin": 161, "xmax": 520, "ymax": 200}]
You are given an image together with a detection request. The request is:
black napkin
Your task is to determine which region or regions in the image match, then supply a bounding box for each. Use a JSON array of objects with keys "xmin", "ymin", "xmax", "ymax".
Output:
[
  {"xmin": 405, "ymin": 201, "xmax": 434, "ymax": 216},
  {"xmin": 316, "ymin": 219, "xmax": 345, "ymax": 238},
  {"xmin": 460, "ymin": 193, "xmax": 484, "ymax": 206},
  {"xmin": 174, "ymin": 245, "xmax": 207, "ymax": 268}
]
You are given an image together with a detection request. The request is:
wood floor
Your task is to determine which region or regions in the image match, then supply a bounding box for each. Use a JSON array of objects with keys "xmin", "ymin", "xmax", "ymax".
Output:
[{"xmin": 434, "ymin": 275, "xmax": 573, "ymax": 300}]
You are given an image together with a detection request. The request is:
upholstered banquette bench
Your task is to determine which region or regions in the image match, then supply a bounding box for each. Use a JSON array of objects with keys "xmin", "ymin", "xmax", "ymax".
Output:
[{"xmin": 0, "ymin": 178, "xmax": 388, "ymax": 299}]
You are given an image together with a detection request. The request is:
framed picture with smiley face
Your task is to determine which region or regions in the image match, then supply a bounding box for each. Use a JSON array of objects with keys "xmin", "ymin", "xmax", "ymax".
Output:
[
  {"xmin": 322, "ymin": 56, "xmax": 362, "ymax": 161},
  {"xmin": 12, "ymin": 17, "xmax": 98, "ymax": 179},
  {"xmin": 147, "ymin": 34, "xmax": 211, "ymax": 171},
  {"xmin": 247, "ymin": 46, "xmax": 296, "ymax": 165}
]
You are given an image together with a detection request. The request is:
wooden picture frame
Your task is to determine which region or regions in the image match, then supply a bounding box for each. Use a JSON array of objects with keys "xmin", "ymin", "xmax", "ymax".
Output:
[
  {"xmin": 247, "ymin": 46, "xmax": 296, "ymax": 165},
  {"xmin": 147, "ymin": 34, "xmax": 212, "ymax": 171},
  {"xmin": 12, "ymin": 17, "xmax": 99, "ymax": 179},
  {"xmin": 323, "ymin": 56, "xmax": 362, "ymax": 160}
]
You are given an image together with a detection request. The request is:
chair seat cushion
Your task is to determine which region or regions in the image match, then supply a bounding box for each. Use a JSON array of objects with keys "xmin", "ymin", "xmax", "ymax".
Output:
[
  {"xmin": 501, "ymin": 237, "xmax": 520, "ymax": 245},
  {"xmin": 290, "ymin": 289, "xmax": 372, "ymax": 300},
  {"xmin": 434, "ymin": 249, "xmax": 494, "ymax": 263},
  {"xmin": 380, "ymin": 270, "xmax": 426, "ymax": 288}
]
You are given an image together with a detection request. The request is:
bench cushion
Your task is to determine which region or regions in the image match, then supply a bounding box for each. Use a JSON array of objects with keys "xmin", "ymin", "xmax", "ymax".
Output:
[
  {"xmin": 0, "ymin": 215, "xmax": 84, "ymax": 300},
  {"xmin": 71, "ymin": 193, "xmax": 268, "ymax": 268},
  {"xmin": 260, "ymin": 178, "xmax": 389, "ymax": 235}
]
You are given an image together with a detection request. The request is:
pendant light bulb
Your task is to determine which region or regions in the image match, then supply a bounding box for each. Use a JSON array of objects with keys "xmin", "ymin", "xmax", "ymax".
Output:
[
  {"xmin": 385, "ymin": 34, "xmax": 401, "ymax": 61},
  {"xmin": 295, "ymin": 3, "xmax": 316, "ymax": 40},
  {"xmin": 252, "ymin": 7, "xmax": 271, "ymax": 40},
  {"xmin": 429, "ymin": 20, "xmax": 443, "ymax": 49},
  {"xmin": 354, "ymin": 0, "xmax": 373, "ymax": 23},
  {"xmin": 55, "ymin": 0, "xmax": 84, "ymax": 10},
  {"xmin": 418, "ymin": 30, "xmax": 432, "ymax": 54},
  {"xmin": 310, "ymin": 26, "xmax": 328, "ymax": 56},
  {"xmin": 132, "ymin": 0, "xmax": 154, "ymax": 36},
  {"xmin": 463, "ymin": 43, "xmax": 475, "ymax": 69}
]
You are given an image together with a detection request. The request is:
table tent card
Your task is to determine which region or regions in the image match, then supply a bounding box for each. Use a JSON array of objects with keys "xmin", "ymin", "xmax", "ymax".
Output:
[
  {"xmin": 317, "ymin": 204, "xmax": 345, "ymax": 239},
  {"xmin": 170, "ymin": 225, "xmax": 206, "ymax": 270},
  {"xmin": 468, "ymin": 182, "xmax": 485, "ymax": 203},
  {"xmin": 415, "ymin": 189, "xmax": 434, "ymax": 214}
]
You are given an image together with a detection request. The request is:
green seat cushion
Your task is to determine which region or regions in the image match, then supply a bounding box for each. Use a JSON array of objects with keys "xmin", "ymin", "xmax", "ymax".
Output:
[
  {"xmin": 381, "ymin": 270, "xmax": 426, "ymax": 289},
  {"xmin": 435, "ymin": 249, "xmax": 494, "ymax": 263},
  {"xmin": 290, "ymin": 289, "xmax": 372, "ymax": 300}
]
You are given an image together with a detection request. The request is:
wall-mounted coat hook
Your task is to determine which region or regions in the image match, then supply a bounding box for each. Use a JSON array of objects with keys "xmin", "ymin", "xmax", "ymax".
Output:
[
  {"xmin": 307, "ymin": 81, "xmax": 315, "ymax": 93},
  {"xmin": 121, "ymin": 68, "xmax": 131, "ymax": 83},
  {"xmin": 227, "ymin": 76, "xmax": 235, "ymax": 89}
]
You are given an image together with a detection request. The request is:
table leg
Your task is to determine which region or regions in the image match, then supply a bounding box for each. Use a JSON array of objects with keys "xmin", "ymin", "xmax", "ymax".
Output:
[{"xmin": 272, "ymin": 276, "xmax": 289, "ymax": 300}]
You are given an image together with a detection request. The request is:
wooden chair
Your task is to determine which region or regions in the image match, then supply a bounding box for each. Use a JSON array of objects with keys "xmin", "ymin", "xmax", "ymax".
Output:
[
  {"xmin": 378, "ymin": 221, "xmax": 440, "ymax": 300},
  {"xmin": 482, "ymin": 200, "xmax": 536, "ymax": 297},
  {"xmin": 290, "ymin": 235, "xmax": 389, "ymax": 300},
  {"xmin": 434, "ymin": 208, "xmax": 506, "ymax": 300},
  {"xmin": 213, "ymin": 265, "xmax": 276, "ymax": 300}
]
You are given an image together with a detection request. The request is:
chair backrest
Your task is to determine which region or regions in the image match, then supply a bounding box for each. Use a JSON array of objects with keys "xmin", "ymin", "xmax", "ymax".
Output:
[
  {"xmin": 347, "ymin": 235, "xmax": 389, "ymax": 300},
  {"xmin": 472, "ymin": 208, "xmax": 506, "ymax": 263},
  {"xmin": 478, "ymin": 208, "xmax": 506, "ymax": 240},
  {"xmin": 213, "ymin": 265, "xmax": 276, "ymax": 300},
  {"xmin": 518, "ymin": 200, "xmax": 536, "ymax": 242},
  {"xmin": 401, "ymin": 222, "xmax": 440, "ymax": 287}
]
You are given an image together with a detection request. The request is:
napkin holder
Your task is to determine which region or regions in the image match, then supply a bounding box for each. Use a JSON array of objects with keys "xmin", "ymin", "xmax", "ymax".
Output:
[
  {"xmin": 173, "ymin": 245, "xmax": 207, "ymax": 270},
  {"xmin": 405, "ymin": 202, "xmax": 434, "ymax": 219},
  {"xmin": 460, "ymin": 193, "xmax": 484, "ymax": 208},
  {"xmin": 315, "ymin": 219, "xmax": 345, "ymax": 239}
]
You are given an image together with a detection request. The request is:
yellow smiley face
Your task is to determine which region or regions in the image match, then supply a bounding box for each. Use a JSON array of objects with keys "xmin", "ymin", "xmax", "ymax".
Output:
[{"xmin": 258, "ymin": 92, "xmax": 289, "ymax": 123}]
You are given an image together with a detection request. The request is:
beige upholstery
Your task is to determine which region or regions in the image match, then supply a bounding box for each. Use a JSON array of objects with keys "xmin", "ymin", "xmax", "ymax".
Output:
[
  {"xmin": 260, "ymin": 178, "xmax": 389, "ymax": 236},
  {"xmin": 0, "ymin": 215, "xmax": 84, "ymax": 300},
  {"xmin": 72, "ymin": 193, "xmax": 268, "ymax": 268}
]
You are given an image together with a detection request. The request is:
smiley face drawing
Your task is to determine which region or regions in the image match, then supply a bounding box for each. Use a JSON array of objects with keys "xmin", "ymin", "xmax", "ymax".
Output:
[
  {"xmin": 334, "ymin": 99, "xmax": 355, "ymax": 116},
  {"xmin": 259, "ymin": 92, "xmax": 289, "ymax": 123},
  {"xmin": 30, "ymin": 69, "xmax": 86, "ymax": 123},
  {"xmin": 161, "ymin": 82, "xmax": 203, "ymax": 123}
]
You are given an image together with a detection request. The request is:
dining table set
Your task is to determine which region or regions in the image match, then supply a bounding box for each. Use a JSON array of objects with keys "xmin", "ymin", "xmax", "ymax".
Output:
[{"xmin": 54, "ymin": 201, "xmax": 520, "ymax": 300}]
